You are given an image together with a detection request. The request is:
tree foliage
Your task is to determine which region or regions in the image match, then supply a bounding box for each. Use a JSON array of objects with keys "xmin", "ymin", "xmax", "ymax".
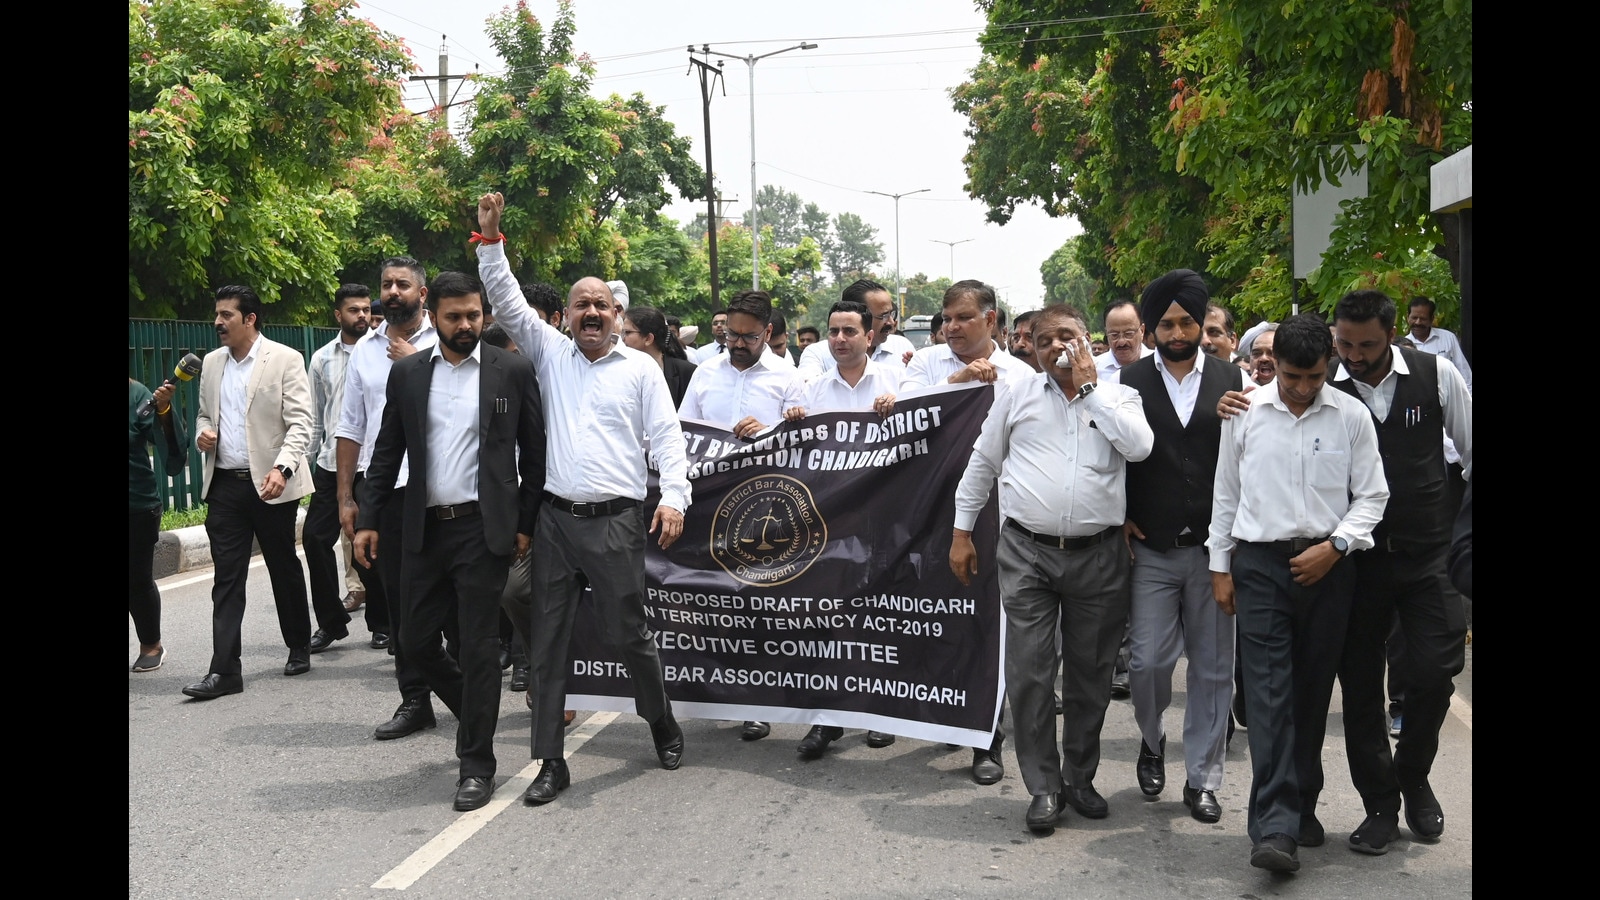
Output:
[
  {"xmin": 129, "ymin": 0, "xmax": 412, "ymax": 319},
  {"xmin": 1040, "ymin": 236, "xmax": 1100, "ymax": 316},
  {"xmin": 956, "ymin": 0, "xmax": 1472, "ymax": 323}
]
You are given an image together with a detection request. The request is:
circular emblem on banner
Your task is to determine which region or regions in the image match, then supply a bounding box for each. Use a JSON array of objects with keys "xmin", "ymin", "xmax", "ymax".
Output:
[{"xmin": 710, "ymin": 475, "xmax": 827, "ymax": 586}]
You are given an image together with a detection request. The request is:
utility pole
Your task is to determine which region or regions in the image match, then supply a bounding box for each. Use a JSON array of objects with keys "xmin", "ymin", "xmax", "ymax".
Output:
[
  {"xmin": 700, "ymin": 42, "xmax": 817, "ymax": 290},
  {"xmin": 688, "ymin": 48, "xmax": 726, "ymax": 308},
  {"xmin": 866, "ymin": 188, "xmax": 930, "ymax": 318},
  {"xmin": 929, "ymin": 238, "xmax": 974, "ymax": 280},
  {"xmin": 408, "ymin": 37, "xmax": 474, "ymax": 127}
]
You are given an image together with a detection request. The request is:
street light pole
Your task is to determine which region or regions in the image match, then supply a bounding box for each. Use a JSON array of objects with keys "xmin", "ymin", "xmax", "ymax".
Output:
[
  {"xmin": 702, "ymin": 41, "xmax": 817, "ymax": 290},
  {"xmin": 866, "ymin": 188, "xmax": 930, "ymax": 317},
  {"xmin": 929, "ymin": 238, "xmax": 974, "ymax": 280}
]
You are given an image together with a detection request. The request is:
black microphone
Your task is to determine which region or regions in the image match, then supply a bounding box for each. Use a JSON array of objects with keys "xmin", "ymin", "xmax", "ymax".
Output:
[{"xmin": 137, "ymin": 352, "xmax": 203, "ymax": 418}]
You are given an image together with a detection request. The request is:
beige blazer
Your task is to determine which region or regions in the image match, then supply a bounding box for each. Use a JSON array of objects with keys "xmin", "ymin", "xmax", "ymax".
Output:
[{"xmin": 194, "ymin": 335, "xmax": 314, "ymax": 504}]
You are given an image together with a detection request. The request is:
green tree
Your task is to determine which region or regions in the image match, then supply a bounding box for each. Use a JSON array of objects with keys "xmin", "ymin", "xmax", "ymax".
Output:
[
  {"xmin": 743, "ymin": 185, "xmax": 807, "ymax": 248},
  {"xmin": 823, "ymin": 212, "xmax": 884, "ymax": 284},
  {"xmin": 129, "ymin": 0, "xmax": 412, "ymax": 320},
  {"xmin": 1040, "ymin": 236, "xmax": 1100, "ymax": 316}
]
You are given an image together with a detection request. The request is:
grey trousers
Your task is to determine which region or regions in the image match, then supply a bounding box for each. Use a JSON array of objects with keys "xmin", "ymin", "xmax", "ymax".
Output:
[
  {"xmin": 526, "ymin": 501, "xmax": 673, "ymax": 760},
  {"xmin": 997, "ymin": 523, "xmax": 1130, "ymax": 797},
  {"xmin": 1129, "ymin": 541, "xmax": 1234, "ymax": 792}
]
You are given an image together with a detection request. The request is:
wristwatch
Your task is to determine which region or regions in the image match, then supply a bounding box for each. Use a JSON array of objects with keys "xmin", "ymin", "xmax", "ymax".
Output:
[
  {"xmin": 1076, "ymin": 382, "xmax": 1097, "ymax": 400},
  {"xmin": 1330, "ymin": 536, "xmax": 1349, "ymax": 557},
  {"xmin": 275, "ymin": 464, "xmax": 294, "ymax": 480}
]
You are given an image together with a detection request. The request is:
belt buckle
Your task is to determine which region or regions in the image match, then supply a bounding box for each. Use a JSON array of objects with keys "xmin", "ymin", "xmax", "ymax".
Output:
[
  {"xmin": 1055, "ymin": 534, "xmax": 1069, "ymax": 550},
  {"xmin": 572, "ymin": 501, "xmax": 596, "ymax": 518}
]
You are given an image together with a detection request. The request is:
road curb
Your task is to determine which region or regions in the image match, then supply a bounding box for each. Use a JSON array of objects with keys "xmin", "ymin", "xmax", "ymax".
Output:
[{"xmin": 153, "ymin": 507, "xmax": 308, "ymax": 580}]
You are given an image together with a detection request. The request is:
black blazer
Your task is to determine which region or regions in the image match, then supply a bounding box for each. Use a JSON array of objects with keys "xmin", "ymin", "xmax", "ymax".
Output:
[
  {"xmin": 356, "ymin": 344, "xmax": 546, "ymax": 556},
  {"xmin": 664, "ymin": 355, "xmax": 698, "ymax": 409}
]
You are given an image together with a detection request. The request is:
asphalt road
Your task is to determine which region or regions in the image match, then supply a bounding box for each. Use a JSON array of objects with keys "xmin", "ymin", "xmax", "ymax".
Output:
[{"xmin": 130, "ymin": 553, "xmax": 1472, "ymax": 899}]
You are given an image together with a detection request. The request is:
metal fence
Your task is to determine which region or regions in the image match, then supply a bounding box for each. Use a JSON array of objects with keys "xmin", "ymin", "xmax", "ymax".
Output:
[{"xmin": 129, "ymin": 319, "xmax": 338, "ymax": 512}]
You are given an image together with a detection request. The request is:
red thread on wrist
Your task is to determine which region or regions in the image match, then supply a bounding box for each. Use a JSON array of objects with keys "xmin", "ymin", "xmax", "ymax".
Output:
[{"xmin": 470, "ymin": 231, "xmax": 506, "ymax": 245}]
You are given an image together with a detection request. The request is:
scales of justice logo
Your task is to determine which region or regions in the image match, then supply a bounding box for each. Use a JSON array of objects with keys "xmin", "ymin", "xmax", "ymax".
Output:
[{"xmin": 710, "ymin": 475, "xmax": 828, "ymax": 586}]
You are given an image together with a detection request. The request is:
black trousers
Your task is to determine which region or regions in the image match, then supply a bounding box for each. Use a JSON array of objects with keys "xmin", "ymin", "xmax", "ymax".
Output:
[
  {"xmin": 129, "ymin": 505, "xmax": 162, "ymax": 645},
  {"xmin": 349, "ymin": 472, "xmax": 391, "ymax": 635},
  {"xmin": 1233, "ymin": 541, "xmax": 1355, "ymax": 843},
  {"xmin": 203, "ymin": 473, "xmax": 310, "ymax": 675},
  {"xmin": 527, "ymin": 502, "xmax": 671, "ymax": 759},
  {"xmin": 400, "ymin": 514, "xmax": 509, "ymax": 778},
  {"xmin": 302, "ymin": 465, "xmax": 354, "ymax": 634},
  {"xmin": 370, "ymin": 482, "xmax": 447, "ymax": 705},
  {"xmin": 1340, "ymin": 542, "xmax": 1466, "ymax": 815}
]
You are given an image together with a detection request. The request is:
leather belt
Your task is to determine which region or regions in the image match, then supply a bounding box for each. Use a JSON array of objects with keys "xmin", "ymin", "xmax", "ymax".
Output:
[
  {"xmin": 216, "ymin": 468, "xmax": 252, "ymax": 481},
  {"xmin": 1005, "ymin": 519, "xmax": 1115, "ymax": 551},
  {"xmin": 428, "ymin": 501, "xmax": 479, "ymax": 520},
  {"xmin": 543, "ymin": 492, "xmax": 639, "ymax": 518},
  {"xmin": 1170, "ymin": 532, "xmax": 1204, "ymax": 549},
  {"xmin": 1249, "ymin": 536, "xmax": 1331, "ymax": 555}
]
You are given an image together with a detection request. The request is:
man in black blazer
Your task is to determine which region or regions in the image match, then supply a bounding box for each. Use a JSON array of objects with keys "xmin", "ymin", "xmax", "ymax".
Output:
[
  {"xmin": 354, "ymin": 271, "xmax": 546, "ymax": 811},
  {"xmin": 1119, "ymin": 271, "xmax": 1245, "ymax": 825}
]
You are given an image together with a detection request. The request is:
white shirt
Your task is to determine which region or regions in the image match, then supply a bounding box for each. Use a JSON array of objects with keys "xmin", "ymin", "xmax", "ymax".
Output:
[
  {"xmin": 334, "ymin": 313, "xmax": 439, "ymax": 487},
  {"xmin": 1207, "ymin": 382, "xmax": 1389, "ymax": 572},
  {"xmin": 1094, "ymin": 345, "xmax": 1154, "ymax": 384},
  {"xmin": 424, "ymin": 343, "xmax": 481, "ymax": 506},
  {"xmin": 797, "ymin": 333, "xmax": 914, "ymax": 384},
  {"xmin": 1334, "ymin": 350, "xmax": 1472, "ymax": 479},
  {"xmin": 215, "ymin": 335, "xmax": 260, "ymax": 470},
  {"xmin": 1154, "ymin": 349, "xmax": 1207, "ymax": 427},
  {"xmin": 901, "ymin": 341, "xmax": 1034, "ymax": 392},
  {"xmin": 477, "ymin": 242, "xmax": 691, "ymax": 512},
  {"xmin": 679, "ymin": 347, "xmax": 806, "ymax": 429},
  {"xmin": 954, "ymin": 375, "xmax": 1154, "ymax": 536},
  {"xmin": 800, "ymin": 358, "xmax": 902, "ymax": 413},
  {"xmin": 690, "ymin": 341, "xmax": 727, "ymax": 364},
  {"xmin": 1409, "ymin": 327, "xmax": 1472, "ymax": 390},
  {"xmin": 308, "ymin": 337, "xmax": 356, "ymax": 472}
]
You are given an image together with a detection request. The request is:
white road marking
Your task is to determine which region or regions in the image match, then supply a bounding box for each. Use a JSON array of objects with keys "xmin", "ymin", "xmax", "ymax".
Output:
[
  {"xmin": 373, "ymin": 711, "xmax": 621, "ymax": 890},
  {"xmin": 1449, "ymin": 692, "xmax": 1471, "ymax": 730},
  {"xmin": 158, "ymin": 550, "xmax": 308, "ymax": 593}
]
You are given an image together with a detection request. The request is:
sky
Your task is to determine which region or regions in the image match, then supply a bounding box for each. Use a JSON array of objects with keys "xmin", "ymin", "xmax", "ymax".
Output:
[{"xmin": 352, "ymin": 0, "xmax": 1080, "ymax": 311}]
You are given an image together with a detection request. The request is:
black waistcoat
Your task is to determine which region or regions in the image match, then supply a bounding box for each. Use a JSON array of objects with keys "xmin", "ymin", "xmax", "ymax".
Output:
[
  {"xmin": 1122, "ymin": 354, "xmax": 1242, "ymax": 548},
  {"xmin": 1330, "ymin": 346, "xmax": 1449, "ymax": 550}
]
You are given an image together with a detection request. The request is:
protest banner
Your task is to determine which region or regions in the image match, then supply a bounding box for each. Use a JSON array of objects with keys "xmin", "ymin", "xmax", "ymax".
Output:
[{"xmin": 565, "ymin": 382, "xmax": 1005, "ymax": 748}]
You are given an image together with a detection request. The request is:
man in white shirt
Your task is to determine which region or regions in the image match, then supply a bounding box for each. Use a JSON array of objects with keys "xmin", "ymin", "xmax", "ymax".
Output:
[
  {"xmin": 783, "ymin": 300, "xmax": 899, "ymax": 418},
  {"xmin": 335, "ymin": 256, "xmax": 446, "ymax": 740},
  {"xmin": 474, "ymin": 192, "xmax": 692, "ymax": 802},
  {"xmin": 303, "ymin": 285, "xmax": 371, "ymax": 654},
  {"xmin": 1093, "ymin": 299, "xmax": 1154, "ymax": 384},
  {"xmin": 353, "ymin": 272, "xmax": 546, "ymax": 812},
  {"xmin": 680, "ymin": 290, "xmax": 807, "ymax": 440},
  {"xmin": 902, "ymin": 280, "xmax": 1034, "ymax": 391},
  {"xmin": 690, "ymin": 309, "xmax": 729, "ymax": 363},
  {"xmin": 1208, "ymin": 314, "xmax": 1389, "ymax": 874},
  {"xmin": 1008, "ymin": 310, "xmax": 1043, "ymax": 373},
  {"xmin": 1201, "ymin": 303, "xmax": 1238, "ymax": 362},
  {"xmin": 1405, "ymin": 297, "xmax": 1472, "ymax": 390},
  {"xmin": 951, "ymin": 303, "xmax": 1155, "ymax": 833},
  {"xmin": 796, "ymin": 279, "xmax": 915, "ymax": 384}
]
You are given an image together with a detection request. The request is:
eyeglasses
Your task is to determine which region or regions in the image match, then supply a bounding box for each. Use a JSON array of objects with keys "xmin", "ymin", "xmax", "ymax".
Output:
[
  {"xmin": 1106, "ymin": 330, "xmax": 1142, "ymax": 341},
  {"xmin": 620, "ymin": 328, "xmax": 642, "ymax": 337},
  {"xmin": 726, "ymin": 331, "xmax": 766, "ymax": 346}
]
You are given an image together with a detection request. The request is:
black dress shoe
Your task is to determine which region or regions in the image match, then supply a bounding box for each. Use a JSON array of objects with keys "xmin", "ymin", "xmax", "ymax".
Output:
[
  {"xmin": 972, "ymin": 730, "xmax": 1005, "ymax": 785},
  {"xmin": 284, "ymin": 647, "xmax": 311, "ymax": 676},
  {"xmin": 374, "ymin": 699, "xmax": 437, "ymax": 740},
  {"xmin": 1250, "ymin": 833, "xmax": 1299, "ymax": 872},
  {"xmin": 1137, "ymin": 736, "xmax": 1166, "ymax": 796},
  {"xmin": 453, "ymin": 776, "xmax": 495, "ymax": 811},
  {"xmin": 740, "ymin": 720, "xmax": 771, "ymax": 741},
  {"xmin": 1349, "ymin": 812, "xmax": 1401, "ymax": 855},
  {"xmin": 1062, "ymin": 784, "xmax": 1109, "ymax": 819},
  {"xmin": 181, "ymin": 673, "xmax": 243, "ymax": 700},
  {"xmin": 1110, "ymin": 668, "xmax": 1131, "ymax": 700},
  {"xmin": 1402, "ymin": 779, "xmax": 1444, "ymax": 842},
  {"xmin": 523, "ymin": 758, "xmax": 569, "ymax": 804},
  {"xmin": 796, "ymin": 725, "xmax": 843, "ymax": 759},
  {"xmin": 866, "ymin": 730, "xmax": 896, "ymax": 748},
  {"xmin": 308, "ymin": 628, "xmax": 348, "ymax": 654},
  {"xmin": 370, "ymin": 632, "xmax": 391, "ymax": 650},
  {"xmin": 499, "ymin": 642, "xmax": 512, "ymax": 670},
  {"xmin": 651, "ymin": 714, "xmax": 685, "ymax": 770},
  {"xmin": 1299, "ymin": 813, "xmax": 1326, "ymax": 847},
  {"xmin": 1025, "ymin": 793, "xmax": 1061, "ymax": 832},
  {"xmin": 510, "ymin": 664, "xmax": 530, "ymax": 693},
  {"xmin": 1182, "ymin": 784, "xmax": 1222, "ymax": 823}
]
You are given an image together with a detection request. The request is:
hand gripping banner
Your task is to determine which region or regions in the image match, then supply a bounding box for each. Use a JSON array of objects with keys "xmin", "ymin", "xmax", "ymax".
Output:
[{"xmin": 565, "ymin": 382, "xmax": 1004, "ymax": 748}]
